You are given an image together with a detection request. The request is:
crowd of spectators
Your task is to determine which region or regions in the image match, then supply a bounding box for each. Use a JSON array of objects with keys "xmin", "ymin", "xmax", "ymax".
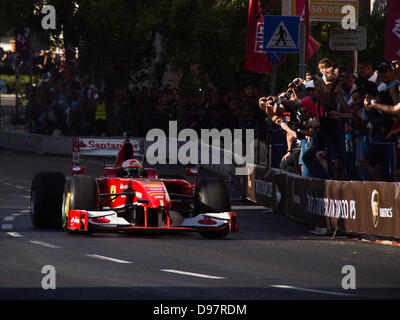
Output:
[
  {"xmin": 1, "ymin": 48, "xmax": 266, "ymax": 138},
  {"xmin": 0, "ymin": 48, "xmax": 64, "ymax": 76},
  {"xmin": 4, "ymin": 47, "xmax": 400, "ymax": 183},
  {"xmin": 259, "ymin": 57, "xmax": 400, "ymax": 182},
  {"xmin": 25, "ymin": 75, "xmax": 267, "ymax": 137}
]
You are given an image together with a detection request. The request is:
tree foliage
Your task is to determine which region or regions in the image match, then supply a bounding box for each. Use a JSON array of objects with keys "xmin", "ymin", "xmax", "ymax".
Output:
[{"xmin": 0, "ymin": 0, "xmax": 390, "ymax": 98}]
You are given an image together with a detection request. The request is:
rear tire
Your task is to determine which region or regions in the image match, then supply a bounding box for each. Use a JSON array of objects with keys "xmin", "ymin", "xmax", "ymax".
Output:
[
  {"xmin": 62, "ymin": 175, "xmax": 99, "ymax": 234},
  {"xmin": 30, "ymin": 172, "xmax": 66, "ymax": 228},
  {"xmin": 195, "ymin": 178, "xmax": 231, "ymax": 239}
]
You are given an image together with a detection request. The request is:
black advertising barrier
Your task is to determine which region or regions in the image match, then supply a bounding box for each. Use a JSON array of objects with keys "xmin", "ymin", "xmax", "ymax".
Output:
[
  {"xmin": 310, "ymin": 179, "xmax": 357, "ymax": 231},
  {"xmin": 246, "ymin": 165, "xmax": 400, "ymax": 239},
  {"xmin": 271, "ymin": 169, "xmax": 287, "ymax": 214},
  {"xmin": 357, "ymin": 181, "xmax": 400, "ymax": 237},
  {"xmin": 246, "ymin": 166, "xmax": 277, "ymax": 210}
]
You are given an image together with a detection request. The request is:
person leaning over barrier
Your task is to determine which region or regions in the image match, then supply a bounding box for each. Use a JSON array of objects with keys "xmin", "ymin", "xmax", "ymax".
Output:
[
  {"xmin": 259, "ymin": 93, "xmax": 318, "ymax": 139},
  {"xmin": 271, "ymin": 80, "xmax": 326, "ymax": 121},
  {"xmin": 259, "ymin": 85, "xmax": 321, "ymax": 175},
  {"xmin": 258, "ymin": 96, "xmax": 297, "ymax": 139},
  {"xmin": 271, "ymin": 79, "xmax": 332, "ymax": 178}
]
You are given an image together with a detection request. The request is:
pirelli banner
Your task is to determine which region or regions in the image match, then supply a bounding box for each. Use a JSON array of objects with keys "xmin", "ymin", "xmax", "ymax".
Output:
[{"xmin": 247, "ymin": 166, "xmax": 400, "ymax": 238}]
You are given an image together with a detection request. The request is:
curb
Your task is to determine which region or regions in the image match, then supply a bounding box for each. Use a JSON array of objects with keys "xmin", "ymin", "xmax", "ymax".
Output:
[{"xmin": 360, "ymin": 238, "xmax": 400, "ymax": 246}]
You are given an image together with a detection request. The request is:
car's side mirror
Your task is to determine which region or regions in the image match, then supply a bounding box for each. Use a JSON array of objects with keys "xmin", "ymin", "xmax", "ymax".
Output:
[
  {"xmin": 185, "ymin": 168, "xmax": 198, "ymax": 176},
  {"xmin": 185, "ymin": 168, "xmax": 199, "ymax": 186},
  {"xmin": 71, "ymin": 166, "xmax": 87, "ymax": 176}
]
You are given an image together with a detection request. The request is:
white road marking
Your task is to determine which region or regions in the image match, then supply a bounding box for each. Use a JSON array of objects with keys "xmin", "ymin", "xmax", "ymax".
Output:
[
  {"xmin": 12, "ymin": 213, "xmax": 23, "ymax": 216},
  {"xmin": 19, "ymin": 210, "xmax": 30, "ymax": 213},
  {"xmin": 86, "ymin": 254, "xmax": 132, "ymax": 264},
  {"xmin": 270, "ymin": 285, "xmax": 356, "ymax": 297},
  {"xmin": 20, "ymin": 195, "xmax": 30, "ymax": 199},
  {"xmin": 7, "ymin": 232, "xmax": 22, "ymax": 237},
  {"xmin": 231, "ymin": 205, "xmax": 270, "ymax": 210},
  {"xmin": 3, "ymin": 216, "xmax": 15, "ymax": 222},
  {"xmin": 160, "ymin": 269, "xmax": 226, "ymax": 279},
  {"xmin": 2, "ymin": 182, "xmax": 25, "ymax": 190},
  {"xmin": 1, "ymin": 224, "xmax": 13, "ymax": 230},
  {"xmin": 29, "ymin": 241, "xmax": 62, "ymax": 249}
]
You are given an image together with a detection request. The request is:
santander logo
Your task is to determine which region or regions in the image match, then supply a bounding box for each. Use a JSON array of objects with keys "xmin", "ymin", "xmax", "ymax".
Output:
[{"xmin": 198, "ymin": 216, "xmax": 217, "ymax": 225}]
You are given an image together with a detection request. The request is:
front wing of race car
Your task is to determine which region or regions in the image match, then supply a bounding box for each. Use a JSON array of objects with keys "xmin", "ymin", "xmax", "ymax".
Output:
[{"xmin": 67, "ymin": 209, "xmax": 239, "ymax": 234}]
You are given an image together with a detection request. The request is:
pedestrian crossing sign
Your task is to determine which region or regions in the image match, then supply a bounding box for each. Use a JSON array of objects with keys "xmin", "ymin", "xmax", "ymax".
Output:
[{"xmin": 263, "ymin": 16, "xmax": 300, "ymax": 53}]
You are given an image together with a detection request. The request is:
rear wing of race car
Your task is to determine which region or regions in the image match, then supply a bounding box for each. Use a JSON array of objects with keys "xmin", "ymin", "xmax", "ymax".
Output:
[{"xmin": 72, "ymin": 135, "xmax": 145, "ymax": 168}]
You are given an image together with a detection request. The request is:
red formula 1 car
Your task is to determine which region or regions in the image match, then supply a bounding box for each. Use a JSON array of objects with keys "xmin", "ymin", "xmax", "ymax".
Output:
[{"xmin": 30, "ymin": 135, "xmax": 239, "ymax": 238}]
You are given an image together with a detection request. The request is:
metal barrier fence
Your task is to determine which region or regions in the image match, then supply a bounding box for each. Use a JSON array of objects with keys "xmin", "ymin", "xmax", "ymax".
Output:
[
  {"xmin": 245, "ymin": 165, "xmax": 400, "ymax": 239},
  {"xmin": 0, "ymin": 94, "xmax": 27, "ymax": 132}
]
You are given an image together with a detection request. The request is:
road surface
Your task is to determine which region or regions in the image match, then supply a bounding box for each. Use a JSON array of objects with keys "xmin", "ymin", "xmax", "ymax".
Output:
[{"xmin": 0, "ymin": 148, "xmax": 400, "ymax": 303}]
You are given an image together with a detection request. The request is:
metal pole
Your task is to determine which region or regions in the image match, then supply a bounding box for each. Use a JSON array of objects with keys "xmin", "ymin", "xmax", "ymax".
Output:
[
  {"xmin": 353, "ymin": 50, "xmax": 358, "ymax": 74},
  {"xmin": 15, "ymin": 63, "xmax": 19, "ymax": 131},
  {"xmin": 257, "ymin": 124, "xmax": 261, "ymax": 165},
  {"xmin": 298, "ymin": 23, "xmax": 307, "ymax": 79},
  {"xmin": 269, "ymin": 65, "xmax": 277, "ymax": 96},
  {"xmin": 266, "ymin": 120, "xmax": 272, "ymax": 167},
  {"xmin": 28, "ymin": 34, "xmax": 33, "ymax": 132}
]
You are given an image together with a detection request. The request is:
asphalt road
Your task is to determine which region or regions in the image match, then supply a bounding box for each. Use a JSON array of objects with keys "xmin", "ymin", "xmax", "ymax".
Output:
[{"xmin": 1, "ymin": 148, "xmax": 400, "ymax": 303}]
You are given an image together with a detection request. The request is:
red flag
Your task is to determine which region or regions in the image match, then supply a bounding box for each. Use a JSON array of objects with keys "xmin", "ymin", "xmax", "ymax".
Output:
[
  {"xmin": 244, "ymin": 0, "xmax": 272, "ymax": 74},
  {"xmin": 296, "ymin": 0, "xmax": 321, "ymax": 61},
  {"xmin": 385, "ymin": 0, "xmax": 400, "ymax": 62}
]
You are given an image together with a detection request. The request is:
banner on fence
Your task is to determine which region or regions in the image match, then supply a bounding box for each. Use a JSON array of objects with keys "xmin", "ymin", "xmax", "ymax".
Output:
[{"xmin": 246, "ymin": 166, "xmax": 400, "ymax": 238}]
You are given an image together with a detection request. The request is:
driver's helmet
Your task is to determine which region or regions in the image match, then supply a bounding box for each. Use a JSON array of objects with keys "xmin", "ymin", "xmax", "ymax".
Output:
[{"xmin": 120, "ymin": 159, "xmax": 144, "ymax": 178}]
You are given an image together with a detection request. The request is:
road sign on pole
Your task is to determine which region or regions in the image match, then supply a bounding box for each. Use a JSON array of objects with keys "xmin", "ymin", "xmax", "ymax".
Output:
[
  {"xmin": 267, "ymin": 52, "xmax": 286, "ymax": 66},
  {"xmin": 263, "ymin": 16, "xmax": 300, "ymax": 53},
  {"xmin": 329, "ymin": 26, "xmax": 367, "ymax": 51},
  {"xmin": 282, "ymin": 0, "xmax": 359, "ymax": 23}
]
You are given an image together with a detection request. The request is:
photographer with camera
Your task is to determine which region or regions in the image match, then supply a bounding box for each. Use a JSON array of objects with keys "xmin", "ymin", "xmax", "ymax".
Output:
[
  {"xmin": 280, "ymin": 80, "xmax": 316, "ymax": 174},
  {"xmin": 258, "ymin": 93, "xmax": 301, "ymax": 174},
  {"xmin": 262, "ymin": 79, "xmax": 331, "ymax": 178}
]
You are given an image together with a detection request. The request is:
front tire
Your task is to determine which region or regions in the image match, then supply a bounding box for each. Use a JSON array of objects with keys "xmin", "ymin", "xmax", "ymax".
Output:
[{"xmin": 62, "ymin": 175, "xmax": 99, "ymax": 233}]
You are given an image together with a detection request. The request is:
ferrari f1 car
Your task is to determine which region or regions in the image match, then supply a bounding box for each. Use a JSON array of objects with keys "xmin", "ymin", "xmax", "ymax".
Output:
[{"xmin": 30, "ymin": 135, "xmax": 239, "ymax": 238}]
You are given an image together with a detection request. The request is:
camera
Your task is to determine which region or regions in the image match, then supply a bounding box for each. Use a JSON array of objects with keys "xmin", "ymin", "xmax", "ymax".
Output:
[
  {"xmin": 289, "ymin": 108, "xmax": 307, "ymax": 125},
  {"xmin": 283, "ymin": 90, "xmax": 292, "ymax": 100}
]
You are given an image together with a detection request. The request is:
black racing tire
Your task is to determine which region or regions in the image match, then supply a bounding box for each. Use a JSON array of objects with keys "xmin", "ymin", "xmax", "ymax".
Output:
[
  {"xmin": 30, "ymin": 172, "xmax": 66, "ymax": 228},
  {"xmin": 195, "ymin": 178, "xmax": 231, "ymax": 239},
  {"xmin": 195, "ymin": 178, "xmax": 231, "ymax": 213},
  {"xmin": 62, "ymin": 175, "xmax": 99, "ymax": 233}
]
